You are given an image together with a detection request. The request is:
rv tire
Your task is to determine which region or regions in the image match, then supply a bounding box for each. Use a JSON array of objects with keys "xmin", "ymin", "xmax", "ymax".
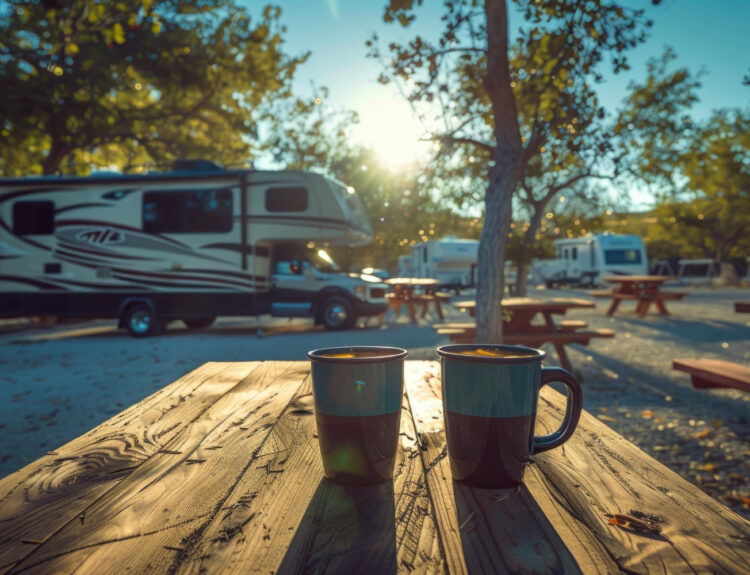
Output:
[
  {"xmin": 123, "ymin": 303, "xmax": 163, "ymax": 338},
  {"xmin": 319, "ymin": 296, "xmax": 355, "ymax": 331},
  {"xmin": 183, "ymin": 317, "xmax": 216, "ymax": 330}
]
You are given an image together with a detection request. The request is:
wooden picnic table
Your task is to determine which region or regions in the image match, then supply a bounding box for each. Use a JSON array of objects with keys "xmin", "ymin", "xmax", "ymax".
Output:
[
  {"xmin": 735, "ymin": 301, "xmax": 750, "ymax": 314},
  {"xmin": 385, "ymin": 277, "xmax": 445, "ymax": 322},
  {"xmin": 597, "ymin": 275, "xmax": 686, "ymax": 317},
  {"xmin": 449, "ymin": 298, "xmax": 607, "ymax": 371},
  {"xmin": 1, "ymin": 361, "xmax": 748, "ymax": 574}
]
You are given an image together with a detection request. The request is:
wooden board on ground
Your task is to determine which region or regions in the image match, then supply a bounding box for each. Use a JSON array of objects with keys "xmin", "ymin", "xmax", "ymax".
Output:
[{"xmin": 673, "ymin": 358, "xmax": 750, "ymax": 393}]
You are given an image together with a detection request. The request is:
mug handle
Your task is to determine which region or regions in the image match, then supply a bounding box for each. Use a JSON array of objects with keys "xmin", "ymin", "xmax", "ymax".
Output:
[{"xmin": 532, "ymin": 367, "xmax": 583, "ymax": 454}]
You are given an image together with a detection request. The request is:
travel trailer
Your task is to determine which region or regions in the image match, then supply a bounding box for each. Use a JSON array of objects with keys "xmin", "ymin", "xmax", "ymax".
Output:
[
  {"xmin": 531, "ymin": 234, "xmax": 648, "ymax": 287},
  {"xmin": 676, "ymin": 258, "xmax": 719, "ymax": 285},
  {"xmin": 410, "ymin": 237, "xmax": 479, "ymax": 288},
  {"xmin": 0, "ymin": 165, "xmax": 388, "ymax": 336},
  {"xmin": 397, "ymin": 254, "xmax": 413, "ymax": 278}
]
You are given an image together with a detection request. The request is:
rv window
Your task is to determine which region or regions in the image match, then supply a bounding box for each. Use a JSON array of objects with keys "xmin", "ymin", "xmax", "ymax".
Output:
[
  {"xmin": 13, "ymin": 201, "xmax": 54, "ymax": 235},
  {"xmin": 265, "ymin": 187, "xmax": 308, "ymax": 212},
  {"xmin": 423, "ymin": 247, "xmax": 427, "ymax": 263},
  {"xmin": 604, "ymin": 249, "xmax": 642, "ymax": 265},
  {"xmin": 142, "ymin": 189, "xmax": 232, "ymax": 233},
  {"xmin": 572, "ymin": 247, "xmax": 578, "ymax": 260},
  {"xmin": 564, "ymin": 249, "xmax": 569, "ymax": 260}
]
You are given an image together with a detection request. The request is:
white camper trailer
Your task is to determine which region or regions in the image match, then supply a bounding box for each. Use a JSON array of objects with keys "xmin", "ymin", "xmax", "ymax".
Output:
[
  {"xmin": 531, "ymin": 234, "xmax": 648, "ymax": 287},
  {"xmin": 411, "ymin": 237, "xmax": 479, "ymax": 288},
  {"xmin": 397, "ymin": 255, "xmax": 413, "ymax": 278},
  {"xmin": 0, "ymin": 165, "xmax": 388, "ymax": 336}
]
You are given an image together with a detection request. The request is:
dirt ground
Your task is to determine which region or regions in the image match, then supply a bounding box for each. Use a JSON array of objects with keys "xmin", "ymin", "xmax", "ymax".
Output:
[{"xmin": 1, "ymin": 286, "xmax": 748, "ymax": 519}]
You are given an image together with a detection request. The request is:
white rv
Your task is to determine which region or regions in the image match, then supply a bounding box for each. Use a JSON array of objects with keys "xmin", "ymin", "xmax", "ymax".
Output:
[
  {"xmin": 0, "ymin": 165, "xmax": 388, "ymax": 336},
  {"xmin": 411, "ymin": 237, "xmax": 479, "ymax": 288},
  {"xmin": 531, "ymin": 234, "xmax": 648, "ymax": 287},
  {"xmin": 397, "ymin": 254, "xmax": 413, "ymax": 278}
]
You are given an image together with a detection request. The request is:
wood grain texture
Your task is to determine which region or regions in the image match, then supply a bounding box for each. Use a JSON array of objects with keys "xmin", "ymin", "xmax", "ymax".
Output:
[
  {"xmin": 0, "ymin": 361, "xmax": 261, "ymax": 574},
  {"xmin": 3, "ymin": 362, "xmax": 305, "ymax": 574},
  {"xmin": 673, "ymin": 358, "xmax": 750, "ymax": 392},
  {"xmin": 176, "ymin": 369, "xmax": 444, "ymax": 575},
  {"xmin": 405, "ymin": 361, "xmax": 750, "ymax": 575},
  {"xmin": 3, "ymin": 361, "xmax": 749, "ymax": 575}
]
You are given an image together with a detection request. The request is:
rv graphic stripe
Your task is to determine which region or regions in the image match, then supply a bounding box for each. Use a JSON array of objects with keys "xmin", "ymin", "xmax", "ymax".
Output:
[
  {"xmin": 0, "ymin": 218, "xmax": 52, "ymax": 251},
  {"xmin": 0, "ymin": 275, "xmax": 62, "ymax": 290},
  {"xmin": 54, "ymin": 202, "xmax": 113, "ymax": 214},
  {"xmin": 110, "ymin": 275, "xmax": 239, "ymax": 290},
  {"xmin": 55, "ymin": 219, "xmax": 190, "ymax": 249},
  {"xmin": 201, "ymin": 243, "xmax": 271, "ymax": 258},
  {"xmin": 52, "ymin": 278, "xmax": 150, "ymax": 290},
  {"xmin": 56, "ymin": 240, "xmax": 157, "ymax": 261}
]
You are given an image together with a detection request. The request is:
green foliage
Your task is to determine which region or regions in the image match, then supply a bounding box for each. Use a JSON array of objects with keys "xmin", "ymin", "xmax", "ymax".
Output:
[
  {"xmin": 0, "ymin": 1, "xmax": 305, "ymax": 175},
  {"xmin": 615, "ymin": 47, "xmax": 701, "ymax": 186},
  {"xmin": 649, "ymin": 109, "xmax": 750, "ymax": 262},
  {"xmin": 258, "ymin": 86, "xmax": 359, "ymax": 172},
  {"xmin": 371, "ymin": 0, "xmax": 654, "ymax": 299}
]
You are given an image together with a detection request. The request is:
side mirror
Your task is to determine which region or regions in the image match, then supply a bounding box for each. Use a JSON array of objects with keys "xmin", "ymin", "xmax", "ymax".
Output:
[{"xmin": 290, "ymin": 260, "xmax": 302, "ymax": 275}]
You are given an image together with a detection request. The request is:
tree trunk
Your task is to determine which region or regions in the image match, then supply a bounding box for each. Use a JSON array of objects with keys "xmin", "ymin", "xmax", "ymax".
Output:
[
  {"xmin": 475, "ymin": 154, "xmax": 521, "ymax": 342},
  {"xmin": 514, "ymin": 206, "xmax": 545, "ymax": 297},
  {"xmin": 476, "ymin": 0, "xmax": 523, "ymax": 342},
  {"xmin": 41, "ymin": 141, "xmax": 69, "ymax": 175}
]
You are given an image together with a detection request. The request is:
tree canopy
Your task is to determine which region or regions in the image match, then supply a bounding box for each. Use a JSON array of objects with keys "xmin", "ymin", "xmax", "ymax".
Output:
[{"xmin": 0, "ymin": 1, "xmax": 305, "ymax": 175}]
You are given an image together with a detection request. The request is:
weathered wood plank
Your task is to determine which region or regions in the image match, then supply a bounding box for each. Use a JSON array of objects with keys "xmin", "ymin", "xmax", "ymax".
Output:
[
  {"xmin": 532, "ymin": 388, "xmax": 750, "ymax": 574},
  {"xmin": 4, "ymin": 362, "xmax": 305, "ymax": 574},
  {"xmin": 404, "ymin": 362, "xmax": 600, "ymax": 575},
  {"xmin": 405, "ymin": 361, "xmax": 750, "ymax": 575},
  {"xmin": 673, "ymin": 358, "xmax": 750, "ymax": 392},
  {"xmin": 0, "ymin": 361, "xmax": 260, "ymax": 574},
  {"xmin": 176, "ymin": 367, "xmax": 444, "ymax": 575}
]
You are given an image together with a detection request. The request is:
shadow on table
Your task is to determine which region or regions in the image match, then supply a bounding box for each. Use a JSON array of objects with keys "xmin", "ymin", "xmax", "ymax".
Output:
[
  {"xmin": 451, "ymin": 480, "xmax": 583, "ymax": 573},
  {"xmin": 276, "ymin": 478, "xmax": 398, "ymax": 575}
]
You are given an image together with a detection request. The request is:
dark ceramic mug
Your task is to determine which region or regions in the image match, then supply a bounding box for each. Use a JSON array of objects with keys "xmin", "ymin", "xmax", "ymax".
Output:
[
  {"xmin": 436, "ymin": 344, "xmax": 582, "ymax": 488},
  {"xmin": 307, "ymin": 346, "xmax": 407, "ymax": 486}
]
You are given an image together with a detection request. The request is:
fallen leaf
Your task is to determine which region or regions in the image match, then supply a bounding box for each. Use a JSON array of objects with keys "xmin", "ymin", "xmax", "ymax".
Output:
[
  {"xmin": 641, "ymin": 409, "xmax": 655, "ymax": 419},
  {"xmin": 597, "ymin": 414, "xmax": 616, "ymax": 423}
]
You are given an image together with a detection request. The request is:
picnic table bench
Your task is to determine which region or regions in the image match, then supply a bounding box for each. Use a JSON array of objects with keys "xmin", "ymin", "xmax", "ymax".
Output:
[
  {"xmin": 385, "ymin": 278, "xmax": 445, "ymax": 323},
  {"xmin": 735, "ymin": 301, "xmax": 750, "ymax": 314},
  {"xmin": 1, "ymin": 361, "xmax": 748, "ymax": 574},
  {"xmin": 673, "ymin": 358, "xmax": 750, "ymax": 393},
  {"xmin": 591, "ymin": 276, "xmax": 688, "ymax": 317},
  {"xmin": 443, "ymin": 298, "xmax": 611, "ymax": 372}
]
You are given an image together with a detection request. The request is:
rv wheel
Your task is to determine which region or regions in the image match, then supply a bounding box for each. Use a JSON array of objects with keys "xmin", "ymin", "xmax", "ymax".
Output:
[
  {"xmin": 183, "ymin": 317, "xmax": 216, "ymax": 330},
  {"xmin": 124, "ymin": 303, "xmax": 163, "ymax": 338},
  {"xmin": 320, "ymin": 296, "xmax": 354, "ymax": 331}
]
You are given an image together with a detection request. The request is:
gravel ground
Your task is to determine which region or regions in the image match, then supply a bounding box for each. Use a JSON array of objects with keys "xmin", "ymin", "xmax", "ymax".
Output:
[{"xmin": 1, "ymin": 286, "xmax": 748, "ymax": 518}]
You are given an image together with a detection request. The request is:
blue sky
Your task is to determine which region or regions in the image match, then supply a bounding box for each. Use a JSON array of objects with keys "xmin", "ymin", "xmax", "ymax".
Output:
[{"xmin": 251, "ymin": 1, "xmax": 749, "ymax": 203}]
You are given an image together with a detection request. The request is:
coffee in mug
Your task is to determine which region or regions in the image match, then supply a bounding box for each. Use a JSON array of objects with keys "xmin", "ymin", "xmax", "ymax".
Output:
[
  {"xmin": 437, "ymin": 344, "xmax": 582, "ymax": 488},
  {"xmin": 308, "ymin": 346, "xmax": 407, "ymax": 486}
]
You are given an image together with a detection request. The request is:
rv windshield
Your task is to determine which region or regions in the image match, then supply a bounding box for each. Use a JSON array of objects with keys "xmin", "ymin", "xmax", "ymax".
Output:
[{"xmin": 308, "ymin": 248, "xmax": 340, "ymax": 273}]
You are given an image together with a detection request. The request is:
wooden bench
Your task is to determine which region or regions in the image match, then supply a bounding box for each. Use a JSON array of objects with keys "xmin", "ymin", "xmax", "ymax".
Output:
[
  {"xmin": 558, "ymin": 319, "xmax": 588, "ymax": 332},
  {"xmin": 735, "ymin": 301, "xmax": 750, "ymax": 313},
  {"xmin": 673, "ymin": 358, "xmax": 750, "ymax": 393},
  {"xmin": 434, "ymin": 323, "xmax": 614, "ymax": 371},
  {"xmin": 589, "ymin": 289, "xmax": 614, "ymax": 298}
]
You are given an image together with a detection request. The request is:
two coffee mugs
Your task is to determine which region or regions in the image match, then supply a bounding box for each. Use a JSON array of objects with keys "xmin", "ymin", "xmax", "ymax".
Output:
[{"xmin": 307, "ymin": 344, "xmax": 582, "ymax": 488}]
